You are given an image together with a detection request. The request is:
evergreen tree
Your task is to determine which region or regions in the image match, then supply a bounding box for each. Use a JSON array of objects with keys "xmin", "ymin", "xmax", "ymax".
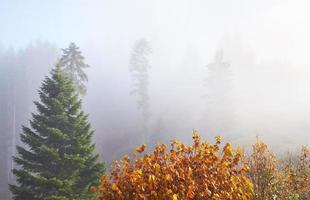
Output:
[
  {"xmin": 204, "ymin": 49, "xmax": 234, "ymax": 137},
  {"xmin": 10, "ymin": 65, "xmax": 105, "ymax": 200},
  {"xmin": 129, "ymin": 38, "xmax": 152, "ymax": 143},
  {"xmin": 59, "ymin": 42, "xmax": 89, "ymax": 95},
  {"xmin": 0, "ymin": 43, "xmax": 58, "ymax": 199}
]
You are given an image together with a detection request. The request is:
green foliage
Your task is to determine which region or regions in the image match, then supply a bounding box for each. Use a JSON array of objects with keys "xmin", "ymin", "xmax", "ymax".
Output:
[{"xmin": 10, "ymin": 65, "xmax": 105, "ymax": 200}]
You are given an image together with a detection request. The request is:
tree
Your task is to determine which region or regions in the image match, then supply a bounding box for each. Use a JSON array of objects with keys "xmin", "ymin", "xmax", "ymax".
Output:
[
  {"xmin": 204, "ymin": 49, "xmax": 234, "ymax": 137},
  {"xmin": 281, "ymin": 146, "xmax": 310, "ymax": 199},
  {"xmin": 0, "ymin": 42, "xmax": 58, "ymax": 199},
  {"xmin": 129, "ymin": 38, "xmax": 152, "ymax": 143},
  {"xmin": 247, "ymin": 138, "xmax": 279, "ymax": 200},
  {"xmin": 59, "ymin": 42, "xmax": 89, "ymax": 95},
  {"xmin": 96, "ymin": 133, "xmax": 253, "ymax": 200},
  {"xmin": 10, "ymin": 65, "xmax": 105, "ymax": 200}
]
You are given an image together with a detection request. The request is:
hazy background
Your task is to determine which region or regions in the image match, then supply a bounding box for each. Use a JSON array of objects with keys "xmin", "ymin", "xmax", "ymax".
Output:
[{"xmin": 1, "ymin": 0, "xmax": 310, "ymax": 167}]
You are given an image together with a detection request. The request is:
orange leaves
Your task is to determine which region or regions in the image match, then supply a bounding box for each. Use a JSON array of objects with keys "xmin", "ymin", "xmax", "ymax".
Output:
[
  {"xmin": 165, "ymin": 174, "xmax": 172, "ymax": 182},
  {"xmin": 96, "ymin": 132, "xmax": 253, "ymax": 200},
  {"xmin": 136, "ymin": 144, "xmax": 146, "ymax": 153},
  {"xmin": 93, "ymin": 133, "xmax": 309, "ymax": 199}
]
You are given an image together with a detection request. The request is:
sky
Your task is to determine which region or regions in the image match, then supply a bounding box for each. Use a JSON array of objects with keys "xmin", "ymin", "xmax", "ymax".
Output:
[{"xmin": 2, "ymin": 0, "xmax": 310, "ymax": 65}]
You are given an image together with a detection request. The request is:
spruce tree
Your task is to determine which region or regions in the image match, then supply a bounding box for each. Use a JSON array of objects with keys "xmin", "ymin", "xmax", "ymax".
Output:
[
  {"xmin": 59, "ymin": 42, "xmax": 89, "ymax": 95},
  {"xmin": 204, "ymin": 49, "xmax": 234, "ymax": 137},
  {"xmin": 129, "ymin": 38, "xmax": 152, "ymax": 143},
  {"xmin": 10, "ymin": 65, "xmax": 105, "ymax": 200}
]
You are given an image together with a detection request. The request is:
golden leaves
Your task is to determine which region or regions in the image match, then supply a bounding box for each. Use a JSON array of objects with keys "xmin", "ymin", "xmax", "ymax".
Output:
[
  {"xmin": 165, "ymin": 174, "xmax": 172, "ymax": 182},
  {"xmin": 92, "ymin": 133, "xmax": 309, "ymax": 199},
  {"xmin": 111, "ymin": 183, "xmax": 118, "ymax": 191},
  {"xmin": 96, "ymin": 132, "xmax": 253, "ymax": 200},
  {"xmin": 215, "ymin": 135, "xmax": 222, "ymax": 144},
  {"xmin": 247, "ymin": 138, "xmax": 310, "ymax": 199},
  {"xmin": 247, "ymin": 138, "xmax": 278, "ymax": 199},
  {"xmin": 136, "ymin": 144, "xmax": 146, "ymax": 153},
  {"xmin": 280, "ymin": 145, "xmax": 310, "ymax": 198},
  {"xmin": 172, "ymin": 193, "xmax": 178, "ymax": 200},
  {"xmin": 135, "ymin": 169, "xmax": 143, "ymax": 176},
  {"xmin": 223, "ymin": 143, "xmax": 233, "ymax": 156}
]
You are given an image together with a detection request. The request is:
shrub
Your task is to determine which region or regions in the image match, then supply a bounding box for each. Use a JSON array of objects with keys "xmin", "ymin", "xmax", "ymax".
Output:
[
  {"xmin": 96, "ymin": 132, "xmax": 253, "ymax": 200},
  {"xmin": 281, "ymin": 146, "xmax": 310, "ymax": 199},
  {"xmin": 247, "ymin": 137, "xmax": 279, "ymax": 200}
]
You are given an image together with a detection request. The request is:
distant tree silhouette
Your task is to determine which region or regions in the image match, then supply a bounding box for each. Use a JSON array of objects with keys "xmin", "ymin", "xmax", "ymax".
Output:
[
  {"xmin": 59, "ymin": 42, "xmax": 89, "ymax": 95},
  {"xmin": 129, "ymin": 38, "xmax": 152, "ymax": 143},
  {"xmin": 204, "ymin": 49, "xmax": 234, "ymax": 136}
]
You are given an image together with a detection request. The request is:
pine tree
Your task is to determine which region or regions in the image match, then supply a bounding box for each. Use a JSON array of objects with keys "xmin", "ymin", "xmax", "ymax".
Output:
[
  {"xmin": 129, "ymin": 38, "xmax": 152, "ymax": 143},
  {"xmin": 204, "ymin": 49, "xmax": 234, "ymax": 137},
  {"xmin": 9, "ymin": 65, "xmax": 105, "ymax": 200},
  {"xmin": 59, "ymin": 42, "xmax": 89, "ymax": 95}
]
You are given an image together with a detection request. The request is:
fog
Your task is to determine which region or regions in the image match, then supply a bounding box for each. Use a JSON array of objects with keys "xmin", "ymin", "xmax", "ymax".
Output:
[{"xmin": 1, "ymin": 0, "xmax": 310, "ymax": 197}]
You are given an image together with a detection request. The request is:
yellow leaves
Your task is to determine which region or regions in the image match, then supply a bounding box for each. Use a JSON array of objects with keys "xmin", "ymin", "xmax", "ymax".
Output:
[
  {"xmin": 223, "ymin": 143, "xmax": 233, "ymax": 156},
  {"xmin": 213, "ymin": 193, "xmax": 220, "ymax": 200},
  {"xmin": 236, "ymin": 145, "xmax": 242, "ymax": 153},
  {"xmin": 221, "ymin": 161, "xmax": 229, "ymax": 168},
  {"xmin": 136, "ymin": 144, "xmax": 146, "ymax": 153},
  {"xmin": 165, "ymin": 174, "xmax": 172, "ymax": 182},
  {"xmin": 91, "ymin": 134, "xmax": 309, "ymax": 200},
  {"xmin": 192, "ymin": 131, "xmax": 200, "ymax": 147},
  {"xmin": 96, "ymin": 133, "xmax": 253, "ymax": 200},
  {"xmin": 135, "ymin": 169, "xmax": 143, "ymax": 175},
  {"xmin": 282, "ymin": 145, "xmax": 310, "ymax": 197},
  {"xmin": 166, "ymin": 189, "xmax": 173, "ymax": 195},
  {"xmin": 215, "ymin": 135, "xmax": 222, "ymax": 144},
  {"xmin": 245, "ymin": 178, "xmax": 254, "ymax": 193},
  {"xmin": 148, "ymin": 174, "xmax": 155, "ymax": 183},
  {"xmin": 153, "ymin": 163, "xmax": 160, "ymax": 172},
  {"xmin": 111, "ymin": 183, "xmax": 118, "ymax": 191}
]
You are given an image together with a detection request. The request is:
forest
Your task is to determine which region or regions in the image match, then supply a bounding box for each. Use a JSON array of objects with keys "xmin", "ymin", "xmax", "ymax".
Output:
[{"xmin": 1, "ymin": 0, "xmax": 310, "ymax": 199}]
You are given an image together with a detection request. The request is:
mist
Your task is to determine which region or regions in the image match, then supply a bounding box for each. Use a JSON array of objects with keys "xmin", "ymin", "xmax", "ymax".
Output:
[{"xmin": 1, "ymin": 0, "xmax": 310, "ymax": 198}]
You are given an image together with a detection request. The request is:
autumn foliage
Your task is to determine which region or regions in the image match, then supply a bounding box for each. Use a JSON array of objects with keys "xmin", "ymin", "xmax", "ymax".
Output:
[
  {"xmin": 96, "ymin": 132, "xmax": 253, "ymax": 200},
  {"xmin": 248, "ymin": 138, "xmax": 310, "ymax": 200},
  {"xmin": 278, "ymin": 145, "xmax": 310, "ymax": 199},
  {"xmin": 247, "ymin": 138, "xmax": 279, "ymax": 199},
  {"xmin": 95, "ymin": 133, "xmax": 309, "ymax": 200}
]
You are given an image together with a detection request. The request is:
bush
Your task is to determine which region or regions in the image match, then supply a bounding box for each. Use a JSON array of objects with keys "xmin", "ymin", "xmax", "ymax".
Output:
[
  {"xmin": 247, "ymin": 138, "xmax": 310, "ymax": 200},
  {"xmin": 96, "ymin": 132, "xmax": 253, "ymax": 200},
  {"xmin": 247, "ymin": 138, "xmax": 280, "ymax": 200},
  {"xmin": 281, "ymin": 146, "xmax": 310, "ymax": 199}
]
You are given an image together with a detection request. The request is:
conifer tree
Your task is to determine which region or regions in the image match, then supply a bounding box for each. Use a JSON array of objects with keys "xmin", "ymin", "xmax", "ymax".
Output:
[
  {"xmin": 10, "ymin": 65, "xmax": 105, "ymax": 200},
  {"xmin": 129, "ymin": 38, "xmax": 152, "ymax": 143},
  {"xmin": 204, "ymin": 49, "xmax": 234, "ymax": 136},
  {"xmin": 59, "ymin": 42, "xmax": 89, "ymax": 95}
]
